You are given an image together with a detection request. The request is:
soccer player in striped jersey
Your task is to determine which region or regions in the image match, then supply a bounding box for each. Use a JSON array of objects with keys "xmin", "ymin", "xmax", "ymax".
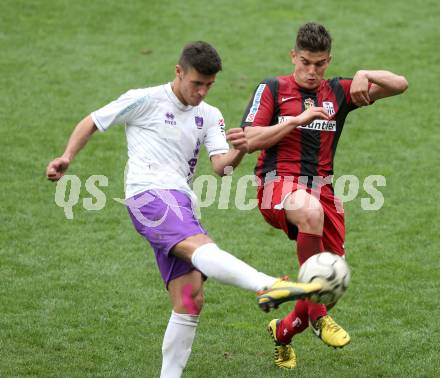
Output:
[
  {"xmin": 241, "ymin": 22, "xmax": 408, "ymax": 369},
  {"xmin": 46, "ymin": 41, "xmax": 321, "ymax": 377}
]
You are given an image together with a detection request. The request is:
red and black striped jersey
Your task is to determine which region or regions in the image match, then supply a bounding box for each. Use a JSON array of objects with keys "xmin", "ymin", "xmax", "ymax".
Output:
[{"xmin": 241, "ymin": 75, "xmax": 363, "ymax": 185}]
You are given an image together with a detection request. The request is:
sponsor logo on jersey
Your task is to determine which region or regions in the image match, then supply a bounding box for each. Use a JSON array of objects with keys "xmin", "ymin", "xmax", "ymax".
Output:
[
  {"xmin": 165, "ymin": 112, "xmax": 176, "ymax": 125},
  {"xmin": 278, "ymin": 116, "xmax": 336, "ymax": 132},
  {"xmin": 298, "ymin": 119, "xmax": 337, "ymax": 132},
  {"xmin": 245, "ymin": 83, "xmax": 266, "ymax": 122},
  {"xmin": 195, "ymin": 116, "xmax": 204, "ymax": 129},
  {"xmin": 323, "ymin": 101, "xmax": 335, "ymax": 116},
  {"xmin": 304, "ymin": 98, "xmax": 315, "ymax": 110}
]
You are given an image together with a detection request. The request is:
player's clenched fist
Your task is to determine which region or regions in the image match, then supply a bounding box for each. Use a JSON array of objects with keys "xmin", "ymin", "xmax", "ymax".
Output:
[
  {"xmin": 226, "ymin": 128, "xmax": 248, "ymax": 153},
  {"xmin": 46, "ymin": 157, "xmax": 70, "ymax": 181},
  {"xmin": 350, "ymin": 70, "xmax": 371, "ymax": 107}
]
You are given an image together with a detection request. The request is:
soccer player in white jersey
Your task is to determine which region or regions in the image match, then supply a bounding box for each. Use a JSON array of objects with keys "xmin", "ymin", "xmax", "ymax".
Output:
[{"xmin": 46, "ymin": 41, "xmax": 321, "ymax": 377}]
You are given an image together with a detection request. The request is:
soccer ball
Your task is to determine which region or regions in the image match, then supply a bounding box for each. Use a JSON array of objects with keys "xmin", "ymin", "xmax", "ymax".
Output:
[{"xmin": 297, "ymin": 252, "xmax": 350, "ymax": 305}]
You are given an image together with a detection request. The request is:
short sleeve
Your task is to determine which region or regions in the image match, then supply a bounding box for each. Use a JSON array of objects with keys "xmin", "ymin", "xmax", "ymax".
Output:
[
  {"xmin": 337, "ymin": 78, "xmax": 373, "ymax": 111},
  {"xmin": 91, "ymin": 89, "xmax": 150, "ymax": 132},
  {"xmin": 240, "ymin": 80, "xmax": 276, "ymax": 128},
  {"xmin": 204, "ymin": 107, "xmax": 229, "ymax": 157},
  {"xmin": 338, "ymin": 79, "xmax": 354, "ymax": 107}
]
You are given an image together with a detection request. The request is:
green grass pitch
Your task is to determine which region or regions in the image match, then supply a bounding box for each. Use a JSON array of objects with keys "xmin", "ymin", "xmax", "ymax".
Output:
[{"xmin": 1, "ymin": 0, "xmax": 439, "ymax": 376}]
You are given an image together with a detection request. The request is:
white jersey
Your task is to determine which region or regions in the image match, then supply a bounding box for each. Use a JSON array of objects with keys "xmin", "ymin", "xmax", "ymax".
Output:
[{"xmin": 91, "ymin": 83, "xmax": 229, "ymax": 199}]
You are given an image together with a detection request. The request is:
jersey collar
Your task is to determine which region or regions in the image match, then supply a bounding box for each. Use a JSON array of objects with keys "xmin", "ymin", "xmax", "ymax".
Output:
[{"xmin": 164, "ymin": 82, "xmax": 194, "ymax": 111}]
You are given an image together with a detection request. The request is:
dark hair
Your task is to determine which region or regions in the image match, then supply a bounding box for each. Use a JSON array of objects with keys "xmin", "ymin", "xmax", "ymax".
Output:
[
  {"xmin": 178, "ymin": 41, "xmax": 222, "ymax": 75},
  {"xmin": 295, "ymin": 22, "xmax": 332, "ymax": 53}
]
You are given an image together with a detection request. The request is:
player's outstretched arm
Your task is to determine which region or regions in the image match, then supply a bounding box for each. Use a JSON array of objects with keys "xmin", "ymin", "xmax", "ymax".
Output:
[
  {"xmin": 46, "ymin": 115, "xmax": 97, "ymax": 181},
  {"xmin": 245, "ymin": 107, "xmax": 330, "ymax": 153},
  {"xmin": 351, "ymin": 70, "xmax": 408, "ymax": 106}
]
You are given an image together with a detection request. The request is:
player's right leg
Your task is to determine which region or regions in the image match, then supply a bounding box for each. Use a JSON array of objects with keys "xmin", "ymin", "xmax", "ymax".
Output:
[
  {"xmin": 172, "ymin": 235, "xmax": 322, "ymax": 312},
  {"xmin": 126, "ymin": 188, "xmax": 320, "ymax": 313}
]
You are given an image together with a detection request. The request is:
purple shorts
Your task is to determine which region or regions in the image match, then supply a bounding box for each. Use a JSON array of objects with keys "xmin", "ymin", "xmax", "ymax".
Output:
[{"xmin": 126, "ymin": 189, "xmax": 207, "ymax": 287}]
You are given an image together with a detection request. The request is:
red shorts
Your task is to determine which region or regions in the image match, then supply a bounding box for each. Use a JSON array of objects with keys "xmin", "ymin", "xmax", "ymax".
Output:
[{"xmin": 257, "ymin": 178, "xmax": 345, "ymax": 256}]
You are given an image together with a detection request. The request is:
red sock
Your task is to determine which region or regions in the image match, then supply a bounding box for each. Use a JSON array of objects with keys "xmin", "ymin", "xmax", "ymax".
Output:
[
  {"xmin": 276, "ymin": 300, "xmax": 309, "ymax": 344},
  {"xmin": 276, "ymin": 233, "xmax": 326, "ymax": 344},
  {"xmin": 296, "ymin": 233, "xmax": 327, "ymax": 322},
  {"xmin": 296, "ymin": 232, "xmax": 324, "ymax": 265},
  {"xmin": 307, "ymin": 300, "xmax": 327, "ymax": 322}
]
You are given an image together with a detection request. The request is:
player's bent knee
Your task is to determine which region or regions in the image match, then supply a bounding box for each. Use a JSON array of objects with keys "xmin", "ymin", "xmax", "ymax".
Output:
[
  {"xmin": 193, "ymin": 291, "xmax": 204, "ymax": 311},
  {"xmin": 284, "ymin": 191, "xmax": 322, "ymax": 212},
  {"xmin": 168, "ymin": 270, "xmax": 204, "ymax": 314},
  {"xmin": 303, "ymin": 207, "xmax": 324, "ymax": 228},
  {"xmin": 285, "ymin": 201, "xmax": 324, "ymax": 232},
  {"xmin": 173, "ymin": 296, "xmax": 203, "ymax": 315}
]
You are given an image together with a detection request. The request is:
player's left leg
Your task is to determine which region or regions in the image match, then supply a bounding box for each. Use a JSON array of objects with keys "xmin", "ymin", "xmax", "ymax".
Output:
[
  {"xmin": 160, "ymin": 270, "xmax": 204, "ymax": 378},
  {"xmin": 266, "ymin": 299, "xmax": 310, "ymax": 369},
  {"xmin": 310, "ymin": 191, "xmax": 350, "ymax": 348},
  {"xmin": 267, "ymin": 319, "xmax": 297, "ymax": 369}
]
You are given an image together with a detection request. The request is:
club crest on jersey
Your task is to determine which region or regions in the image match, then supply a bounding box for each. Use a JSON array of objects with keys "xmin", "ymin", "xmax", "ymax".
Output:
[
  {"xmin": 245, "ymin": 83, "xmax": 266, "ymax": 122},
  {"xmin": 304, "ymin": 98, "xmax": 315, "ymax": 110},
  {"xmin": 165, "ymin": 112, "xmax": 176, "ymax": 125},
  {"xmin": 195, "ymin": 116, "xmax": 204, "ymax": 129},
  {"xmin": 323, "ymin": 101, "xmax": 335, "ymax": 116}
]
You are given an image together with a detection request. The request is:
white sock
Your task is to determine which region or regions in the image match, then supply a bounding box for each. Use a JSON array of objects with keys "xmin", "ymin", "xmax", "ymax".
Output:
[
  {"xmin": 160, "ymin": 311, "xmax": 199, "ymax": 378},
  {"xmin": 191, "ymin": 243, "xmax": 276, "ymax": 291}
]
